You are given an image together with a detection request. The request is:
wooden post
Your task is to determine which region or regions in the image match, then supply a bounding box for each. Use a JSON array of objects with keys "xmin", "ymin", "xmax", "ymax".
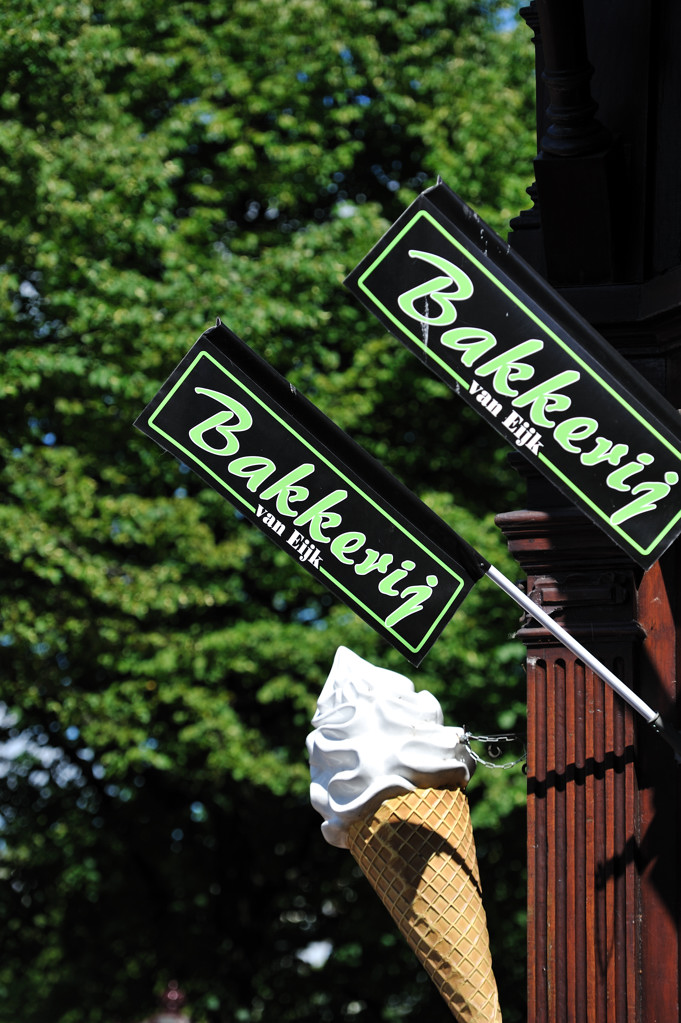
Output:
[
  {"xmin": 496, "ymin": 488, "xmax": 642, "ymax": 1021},
  {"xmin": 505, "ymin": 2, "xmax": 681, "ymax": 1019}
]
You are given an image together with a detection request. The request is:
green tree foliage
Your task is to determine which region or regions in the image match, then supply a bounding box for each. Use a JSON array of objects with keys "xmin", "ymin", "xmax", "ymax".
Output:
[{"xmin": 0, "ymin": 2, "xmax": 535, "ymax": 1021}]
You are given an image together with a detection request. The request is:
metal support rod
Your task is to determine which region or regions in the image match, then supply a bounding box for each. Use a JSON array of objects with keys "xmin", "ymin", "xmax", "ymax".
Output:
[{"xmin": 486, "ymin": 564, "xmax": 681, "ymax": 760}]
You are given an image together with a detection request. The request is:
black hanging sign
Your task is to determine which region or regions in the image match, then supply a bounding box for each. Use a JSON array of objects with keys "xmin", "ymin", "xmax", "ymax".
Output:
[
  {"xmin": 345, "ymin": 180, "xmax": 681, "ymax": 570},
  {"xmin": 135, "ymin": 322, "xmax": 489, "ymax": 665}
]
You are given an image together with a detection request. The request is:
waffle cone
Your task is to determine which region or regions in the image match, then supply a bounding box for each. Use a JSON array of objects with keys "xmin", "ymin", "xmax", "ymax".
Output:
[{"xmin": 347, "ymin": 787, "xmax": 501, "ymax": 1023}]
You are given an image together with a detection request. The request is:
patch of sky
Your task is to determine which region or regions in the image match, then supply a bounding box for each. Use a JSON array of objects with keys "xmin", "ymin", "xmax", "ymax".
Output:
[
  {"xmin": 370, "ymin": 160, "xmax": 403, "ymax": 192},
  {"xmin": 29, "ymin": 769, "xmax": 50, "ymax": 788},
  {"xmin": 0, "ymin": 736, "xmax": 30, "ymax": 762},
  {"xmin": 0, "ymin": 714, "xmax": 91, "ymax": 790},
  {"xmin": 297, "ymin": 940, "xmax": 332, "ymax": 968},
  {"xmin": 190, "ymin": 800, "xmax": 207, "ymax": 822},
  {"xmin": 345, "ymin": 1003, "xmax": 365, "ymax": 1016},
  {"xmin": 245, "ymin": 200, "xmax": 260, "ymax": 222},
  {"xmin": 336, "ymin": 201, "xmax": 356, "ymax": 219},
  {"xmin": 296, "ymin": 606, "xmax": 319, "ymax": 623},
  {"xmin": 19, "ymin": 280, "xmax": 39, "ymax": 300},
  {"xmin": 494, "ymin": 6, "xmax": 519, "ymax": 31}
]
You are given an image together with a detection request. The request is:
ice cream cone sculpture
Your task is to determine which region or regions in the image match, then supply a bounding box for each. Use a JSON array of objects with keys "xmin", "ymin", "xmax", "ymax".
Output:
[{"xmin": 307, "ymin": 647, "xmax": 502, "ymax": 1023}]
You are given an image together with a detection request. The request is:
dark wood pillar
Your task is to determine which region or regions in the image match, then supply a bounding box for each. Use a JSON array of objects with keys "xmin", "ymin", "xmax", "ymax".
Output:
[
  {"xmin": 497, "ymin": 472, "xmax": 681, "ymax": 1022},
  {"xmin": 505, "ymin": 2, "xmax": 681, "ymax": 1019},
  {"xmin": 498, "ymin": 440, "xmax": 681, "ymax": 1022},
  {"xmin": 496, "ymin": 500, "xmax": 640, "ymax": 1021}
]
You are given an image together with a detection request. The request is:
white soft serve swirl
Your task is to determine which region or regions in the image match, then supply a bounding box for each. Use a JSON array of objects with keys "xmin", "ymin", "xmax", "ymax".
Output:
[{"xmin": 306, "ymin": 646, "xmax": 475, "ymax": 848}]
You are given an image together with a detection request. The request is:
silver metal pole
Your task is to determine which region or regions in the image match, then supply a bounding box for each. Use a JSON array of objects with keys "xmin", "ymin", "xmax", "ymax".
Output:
[{"xmin": 486, "ymin": 564, "xmax": 681, "ymax": 759}]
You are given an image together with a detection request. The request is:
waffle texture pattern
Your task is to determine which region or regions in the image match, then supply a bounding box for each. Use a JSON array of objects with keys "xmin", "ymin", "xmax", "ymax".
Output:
[{"xmin": 347, "ymin": 787, "xmax": 502, "ymax": 1023}]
